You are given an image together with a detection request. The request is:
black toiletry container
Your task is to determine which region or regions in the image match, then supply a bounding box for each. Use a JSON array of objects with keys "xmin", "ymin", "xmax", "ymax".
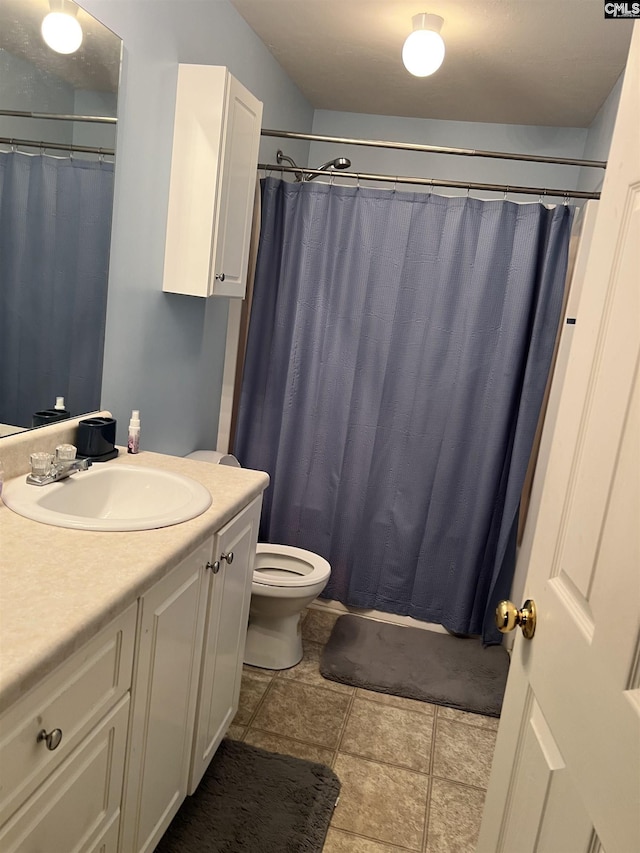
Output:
[
  {"xmin": 32, "ymin": 409, "xmax": 70, "ymax": 427},
  {"xmin": 76, "ymin": 417, "xmax": 119, "ymax": 461}
]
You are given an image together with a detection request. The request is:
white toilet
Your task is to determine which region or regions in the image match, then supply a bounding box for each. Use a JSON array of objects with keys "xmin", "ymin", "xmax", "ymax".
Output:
[
  {"xmin": 244, "ymin": 543, "xmax": 331, "ymax": 669},
  {"xmin": 185, "ymin": 450, "xmax": 331, "ymax": 670}
]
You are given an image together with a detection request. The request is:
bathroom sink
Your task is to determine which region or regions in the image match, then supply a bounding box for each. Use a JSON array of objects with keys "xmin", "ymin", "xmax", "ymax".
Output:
[{"xmin": 2, "ymin": 464, "xmax": 212, "ymax": 531}]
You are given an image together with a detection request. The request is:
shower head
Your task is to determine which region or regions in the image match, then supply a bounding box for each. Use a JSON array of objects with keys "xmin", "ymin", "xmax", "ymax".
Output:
[
  {"xmin": 305, "ymin": 156, "xmax": 352, "ymax": 181},
  {"xmin": 275, "ymin": 149, "xmax": 352, "ymax": 182}
]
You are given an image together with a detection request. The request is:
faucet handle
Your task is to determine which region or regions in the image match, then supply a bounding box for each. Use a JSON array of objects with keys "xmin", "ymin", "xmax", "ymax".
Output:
[
  {"xmin": 30, "ymin": 452, "xmax": 53, "ymax": 477},
  {"xmin": 55, "ymin": 444, "xmax": 77, "ymax": 462}
]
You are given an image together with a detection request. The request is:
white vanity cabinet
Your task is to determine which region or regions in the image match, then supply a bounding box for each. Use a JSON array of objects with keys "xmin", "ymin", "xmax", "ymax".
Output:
[
  {"xmin": 121, "ymin": 496, "xmax": 262, "ymax": 853},
  {"xmin": 162, "ymin": 65, "xmax": 263, "ymax": 299},
  {"xmin": 189, "ymin": 495, "xmax": 261, "ymax": 792},
  {"xmin": 0, "ymin": 606, "xmax": 137, "ymax": 852},
  {"xmin": 119, "ymin": 538, "xmax": 210, "ymax": 853}
]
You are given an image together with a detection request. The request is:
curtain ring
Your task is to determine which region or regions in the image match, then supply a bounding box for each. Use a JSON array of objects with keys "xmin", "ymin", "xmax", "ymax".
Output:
[
  {"xmin": 329, "ymin": 169, "xmax": 335, "ymax": 186},
  {"xmin": 563, "ymin": 193, "xmax": 570, "ymax": 206},
  {"xmin": 503, "ymin": 186, "xmax": 510, "ymax": 201},
  {"xmin": 466, "ymin": 185, "xmax": 471, "ymax": 198},
  {"xmin": 428, "ymin": 178, "xmax": 433, "ymax": 197}
]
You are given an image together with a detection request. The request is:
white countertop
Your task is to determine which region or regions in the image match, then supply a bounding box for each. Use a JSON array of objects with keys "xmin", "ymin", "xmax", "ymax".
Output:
[{"xmin": 0, "ymin": 449, "xmax": 269, "ymax": 713}]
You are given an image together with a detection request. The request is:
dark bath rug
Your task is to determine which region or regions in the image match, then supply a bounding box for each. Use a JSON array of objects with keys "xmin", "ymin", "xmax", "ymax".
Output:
[
  {"xmin": 319, "ymin": 614, "xmax": 509, "ymax": 717},
  {"xmin": 155, "ymin": 738, "xmax": 340, "ymax": 853}
]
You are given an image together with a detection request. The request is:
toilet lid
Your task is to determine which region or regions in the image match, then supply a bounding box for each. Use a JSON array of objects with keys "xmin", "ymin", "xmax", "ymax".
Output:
[{"xmin": 253, "ymin": 545, "xmax": 331, "ymax": 588}]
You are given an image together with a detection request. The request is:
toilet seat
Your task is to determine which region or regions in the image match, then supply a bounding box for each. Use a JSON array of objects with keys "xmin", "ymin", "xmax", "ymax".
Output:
[{"xmin": 254, "ymin": 544, "xmax": 330, "ymax": 588}]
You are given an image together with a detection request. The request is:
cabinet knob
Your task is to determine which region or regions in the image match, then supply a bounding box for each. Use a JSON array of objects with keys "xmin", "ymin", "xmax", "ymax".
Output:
[
  {"xmin": 221, "ymin": 551, "xmax": 234, "ymax": 565},
  {"xmin": 206, "ymin": 560, "xmax": 221, "ymax": 573},
  {"xmin": 215, "ymin": 273, "xmax": 226, "ymax": 282},
  {"xmin": 37, "ymin": 727, "xmax": 63, "ymax": 751}
]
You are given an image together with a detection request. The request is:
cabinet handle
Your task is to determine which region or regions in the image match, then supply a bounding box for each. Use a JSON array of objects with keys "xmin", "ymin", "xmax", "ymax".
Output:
[
  {"xmin": 221, "ymin": 551, "xmax": 234, "ymax": 565},
  {"xmin": 207, "ymin": 560, "xmax": 221, "ymax": 573},
  {"xmin": 215, "ymin": 273, "xmax": 226, "ymax": 282},
  {"xmin": 37, "ymin": 728, "xmax": 63, "ymax": 751}
]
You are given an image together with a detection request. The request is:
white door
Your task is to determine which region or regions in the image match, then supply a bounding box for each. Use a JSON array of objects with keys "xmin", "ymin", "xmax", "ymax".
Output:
[{"xmin": 477, "ymin": 23, "xmax": 640, "ymax": 853}]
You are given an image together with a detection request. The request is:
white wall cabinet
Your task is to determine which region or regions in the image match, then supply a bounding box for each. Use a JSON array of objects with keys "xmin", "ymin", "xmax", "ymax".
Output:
[{"xmin": 162, "ymin": 65, "xmax": 263, "ymax": 299}]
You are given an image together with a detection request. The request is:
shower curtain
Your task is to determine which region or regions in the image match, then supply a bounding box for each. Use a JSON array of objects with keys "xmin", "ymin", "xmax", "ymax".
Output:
[
  {"xmin": 0, "ymin": 151, "xmax": 114, "ymax": 427},
  {"xmin": 235, "ymin": 177, "xmax": 573, "ymax": 643}
]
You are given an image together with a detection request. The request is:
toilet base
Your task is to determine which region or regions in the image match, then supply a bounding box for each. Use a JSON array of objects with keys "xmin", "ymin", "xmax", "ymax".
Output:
[{"xmin": 244, "ymin": 611, "xmax": 303, "ymax": 670}]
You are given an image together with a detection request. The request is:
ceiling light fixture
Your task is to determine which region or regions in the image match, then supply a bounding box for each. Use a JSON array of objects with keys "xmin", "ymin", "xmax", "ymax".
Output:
[
  {"xmin": 41, "ymin": 0, "xmax": 83, "ymax": 55},
  {"xmin": 402, "ymin": 12, "xmax": 445, "ymax": 77}
]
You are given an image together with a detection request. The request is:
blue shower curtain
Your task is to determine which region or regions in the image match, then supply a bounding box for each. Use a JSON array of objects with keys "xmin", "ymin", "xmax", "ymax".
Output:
[
  {"xmin": 235, "ymin": 177, "xmax": 572, "ymax": 643},
  {"xmin": 0, "ymin": 151, "xmax": 114, "ymax": 427}
]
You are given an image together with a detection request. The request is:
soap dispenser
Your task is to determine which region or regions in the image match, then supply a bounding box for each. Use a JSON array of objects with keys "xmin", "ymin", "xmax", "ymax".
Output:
[
  {"xmin": 54, "ymin": 397, "xmax": 70, "ymax": 417},
  {"xmin": 127, "ymin": 410, "xmax": 141, "ymax": 454}
]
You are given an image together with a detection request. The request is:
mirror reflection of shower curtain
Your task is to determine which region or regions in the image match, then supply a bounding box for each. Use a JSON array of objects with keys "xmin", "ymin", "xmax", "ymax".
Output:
[
  {"xmin": 235, "ymin": 177, "xmax": 573, "ymax": 643},
  {"xmin": 0, "ymin": 151, "xmax": 114, "ymax": 427}
]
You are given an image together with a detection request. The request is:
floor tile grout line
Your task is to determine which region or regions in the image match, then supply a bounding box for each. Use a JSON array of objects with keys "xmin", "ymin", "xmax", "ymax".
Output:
[
  {"xmin": 333, "ymin": 684, "xmax": 358, "ymax": 755},
  {"xmin": 329, "ymin": 826, "xmax": 422, "ymax": 852},
  {"xmin": 421, "ymin": 774, "xmax": 434, "ymax": 853},
  {"xmin": 245, "ymin": 724, "xmax": 338, "ymax": 758},
  {"xmin": 241, "ymin": 672, "xmax": 277, "ymax": 729}
]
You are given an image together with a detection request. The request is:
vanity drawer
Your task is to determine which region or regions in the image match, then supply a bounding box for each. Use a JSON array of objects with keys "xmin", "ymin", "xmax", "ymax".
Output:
[
  {"xmin": 0, "ymin": 604, "xmax": 136, "ymax": 825},
  {"xmin": 0, "ymin": 694, "xmax": 130, "ymax": 853}
]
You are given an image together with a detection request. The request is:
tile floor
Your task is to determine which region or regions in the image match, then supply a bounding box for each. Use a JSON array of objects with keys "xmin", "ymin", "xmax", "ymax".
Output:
[{"xmin": 228, "ymin": 608, "xmax": 498, "ymax": 853}]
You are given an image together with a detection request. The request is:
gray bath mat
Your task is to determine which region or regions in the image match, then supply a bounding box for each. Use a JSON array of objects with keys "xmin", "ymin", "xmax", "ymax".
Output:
[
  {"xmin": 320, "ymin": 614, "xmax": 509, "ymax": 717},
  {"xmin": 155, "ymin": 738, "xmax": 340, "ymax": 853}
]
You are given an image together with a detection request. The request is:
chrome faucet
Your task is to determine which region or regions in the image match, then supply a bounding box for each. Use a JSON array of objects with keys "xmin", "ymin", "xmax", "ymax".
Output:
[{"xmin": 27, "ymin": 445, "xmax": 92, "ymax": 486}]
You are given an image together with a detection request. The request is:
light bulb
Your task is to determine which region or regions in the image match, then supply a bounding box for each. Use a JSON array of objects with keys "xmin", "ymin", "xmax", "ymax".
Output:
[
  {"xmin": 402, "ymin": 13, "xmax": 445, "ymax": 77},
  {"xmin": 41, "ymin": 12, "xmax": 83, "ymax": 54}
]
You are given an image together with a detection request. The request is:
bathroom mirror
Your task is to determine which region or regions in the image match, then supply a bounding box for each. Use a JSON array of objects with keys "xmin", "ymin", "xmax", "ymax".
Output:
[{"xmin": 0, "ymin": 0, "xmax": 122, "ymax": 436}]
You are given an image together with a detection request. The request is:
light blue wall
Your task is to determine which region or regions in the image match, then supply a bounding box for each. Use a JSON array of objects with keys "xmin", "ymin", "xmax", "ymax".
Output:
[
  {"xmin": 308, "ymin": 111, "xmax": 589, "ymax": 204},
  {"xmin": 577, "ymin": 72, "xmax": 624, "ymax": 194},
  {"xmin": 77, "ymin": 0, "xmax": 623, "ymax": 455},
  {"xmin": 81, "ymin": 0, "xmax": 314, "ymax": 455}
]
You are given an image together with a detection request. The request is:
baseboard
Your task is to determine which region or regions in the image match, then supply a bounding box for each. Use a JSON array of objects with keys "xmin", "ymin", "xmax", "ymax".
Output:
[{"xmin": 308, "ymin": 598, "xmax": 449, "ymax": 635}]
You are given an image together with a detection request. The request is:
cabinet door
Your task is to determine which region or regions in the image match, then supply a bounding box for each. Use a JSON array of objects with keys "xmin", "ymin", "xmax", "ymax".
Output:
[
  {"xmin": 189, "ymin": 497, "xmax": 262, "ymax": 792},
  {"xmin": 162, "ymin": 65, "xmax": 263, "ymax": 299},
  {"xmin": 0, "ymin": 695, "xmax": 129, "ymax": 853},
  {"xmin": 210, "ymin": 74, "xmax": 263, "ymax": 298},
  {"xmin": 120, "ymin": 539, "xmax": 210, "ymax": 853}
]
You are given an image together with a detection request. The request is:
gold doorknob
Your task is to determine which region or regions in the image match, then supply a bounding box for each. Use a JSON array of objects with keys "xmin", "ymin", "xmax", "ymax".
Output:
[{"xmin": 495, "ymin": 599, "xmax": 537, "ymax": 639}]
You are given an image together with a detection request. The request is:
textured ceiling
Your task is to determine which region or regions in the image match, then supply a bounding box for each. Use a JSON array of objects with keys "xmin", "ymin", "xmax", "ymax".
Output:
[
  {"xmin": 1, "ymin": 1, "xmax": 633, "ymax": 128},
  {"xmin": 230, "ymin": 0, "xmax": 634, "ymax": 127}
]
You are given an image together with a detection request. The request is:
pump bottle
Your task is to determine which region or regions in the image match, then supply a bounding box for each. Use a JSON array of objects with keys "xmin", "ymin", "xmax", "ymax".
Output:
[{"xmin": 127, "ymin": 410, "xmax": 140, "ymax": 454}]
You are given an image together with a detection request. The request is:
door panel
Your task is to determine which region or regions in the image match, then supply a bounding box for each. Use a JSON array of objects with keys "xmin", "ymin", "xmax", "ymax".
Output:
[{"xmin": 477, "ymin": 23, "xmax": 640, "ymax": 853}]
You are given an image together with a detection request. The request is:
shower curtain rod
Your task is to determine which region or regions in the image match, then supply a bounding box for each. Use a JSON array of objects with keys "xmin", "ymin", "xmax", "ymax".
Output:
[
  {"xmin": 261, "ymin": 128, "xmax": 606, "ymax": 170},
  {"xmin": 0, "ymin": 136, "xmax": 115, "ymax": 157},
  {"xmin": 258, "ymin": 162, "xmax": 601, "ymax": 200},
  {"xmin": 0, "ymin": 109, "xmax": 117, "ymax": 124}
]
